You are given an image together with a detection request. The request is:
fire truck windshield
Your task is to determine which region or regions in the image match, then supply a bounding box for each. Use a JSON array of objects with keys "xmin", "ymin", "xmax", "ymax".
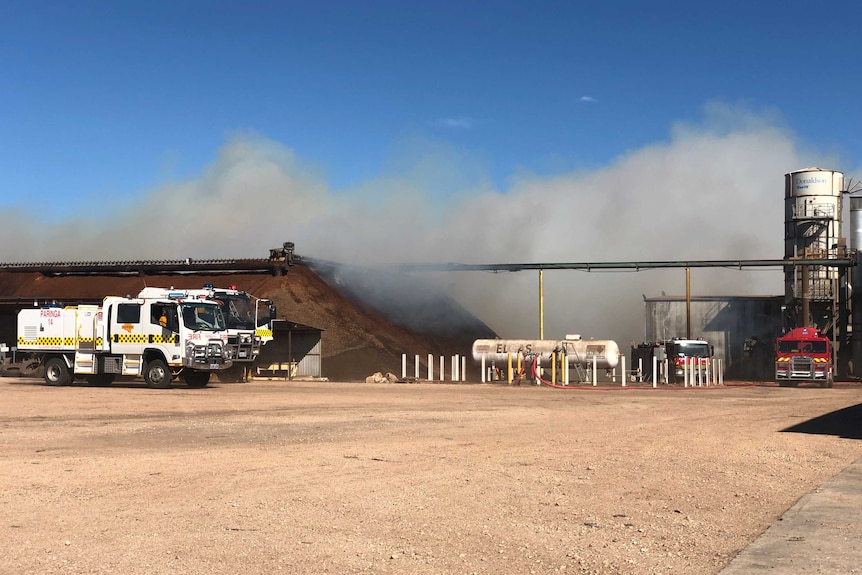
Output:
[
  {"xmin": 181, "ymin": 303, "xmax": 226, "ymax": 332},
  {"xmin": 672, "ymin": 342, "xmax": 710, "ymax": 358},
  {"xmin": 778, "ymin": 340, "xmax": 828, "ymax": 354},
  {"xmin": 214, "ymin": 294, "xmax": 255, "ymax": 330}
]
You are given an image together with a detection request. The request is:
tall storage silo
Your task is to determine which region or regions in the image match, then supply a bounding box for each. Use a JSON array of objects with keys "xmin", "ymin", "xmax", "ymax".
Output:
[{"xmin": 784, "ymin": 168, "xmax": 845, "ymax": 326}]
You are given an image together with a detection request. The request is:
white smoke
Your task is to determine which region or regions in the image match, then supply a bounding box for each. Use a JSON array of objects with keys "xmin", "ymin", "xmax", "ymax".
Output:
[{"xmin": 0, "ymin": 102, "xmax": 843, "ymax": 348}]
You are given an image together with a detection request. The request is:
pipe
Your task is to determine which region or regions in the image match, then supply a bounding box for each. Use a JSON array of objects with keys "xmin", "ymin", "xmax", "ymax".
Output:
[{"xmin": 539, "ymin": 268, "xmax": 544, "ymax": 340}]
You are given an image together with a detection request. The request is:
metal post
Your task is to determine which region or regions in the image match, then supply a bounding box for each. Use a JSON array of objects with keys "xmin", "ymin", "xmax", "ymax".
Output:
[
  {"xmin": 686, "ymin": 267, "xmax": 692, "ymax": 340},
  {"xmin": 288, "ymin": 331, "xmax": 294, "ymax": 381},
  {"xmin": 481, "ymin": 355, "xmax": 486, "ymax": 383},
  {"xmin": 402, "ymin": 354, "xmax": 407, "ymax": 379},
  {"xmin": 539, "ymin": 268, "xmax": 544, "ymax": 340},
  {"xmin": 414, "ymin": 355, "xmax": 419, "ymax": 380},
  {"xmin": 592, "ymin": 354, "xmax": 597, "ymax": 386},
  {"xmin": 428, "ymin": 353, "xmax": 433, "ymax": 381}
]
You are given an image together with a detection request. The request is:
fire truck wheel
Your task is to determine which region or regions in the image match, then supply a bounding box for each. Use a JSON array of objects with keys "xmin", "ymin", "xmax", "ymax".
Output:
[
  {"xmin": 144, "ymin": 359, "xmax": 172, "ymax": 389},
  {"xmin": 184, "ymin": 372, "xmax": 210, "ymax": 388},
  {"xmin": 43, "ymin": 357, "xmax": 71, "ymax": 386},
  {"xmin": 823, "ymin": 375, "xmax": 834, "ymax": 388}
]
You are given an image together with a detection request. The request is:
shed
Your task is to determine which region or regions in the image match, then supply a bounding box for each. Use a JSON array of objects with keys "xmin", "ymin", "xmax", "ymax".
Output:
[{"xmin": 254, "ymin": 319, "xmax": 324, "ymax": 379}]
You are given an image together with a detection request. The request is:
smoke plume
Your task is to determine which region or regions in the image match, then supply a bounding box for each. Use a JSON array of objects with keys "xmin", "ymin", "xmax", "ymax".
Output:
[{"xmin": 0, "ymin": 102, "xmax": 846, "ymax": 348}]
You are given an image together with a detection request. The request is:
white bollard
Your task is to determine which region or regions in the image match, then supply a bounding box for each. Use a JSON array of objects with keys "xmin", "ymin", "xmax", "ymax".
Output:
[
  {"xmin": 562, "ymin": 355, "xmax": 569, "ymax": 385},
  {"xmin": 415, "ymin": 354, "xmax": 420, "ymax": 380},
  {"xmin": 402, "ymin": 354, "xmax": 407, "ymax": 379},
  {"xmin": 592, "ymin": 354, "xmax": 598, "ymax": 386},
  {"xmin": 536, "ymin": 355, "xmax": 541, "ymax": 385},
  {"xmin": 439, "ymin": 356, "xmax": 444, "ymax": 382},
  {"xmin": 481, "ymin": 355, "xmax": 486, "ymax": 383},
  {"xmin": 652, "ymin": 355, "xmax": 658, "ymax": 388},
  {"xmin": 461, "ymin": 355, "xmax": 466, "ymax": 382},
  {"xmin": 428, "ymin": 353, "xmax": 434, "ymax": 381},
  {"xmin": 621, "ymin": 355, "xmax": 626, "ymax": 387}
]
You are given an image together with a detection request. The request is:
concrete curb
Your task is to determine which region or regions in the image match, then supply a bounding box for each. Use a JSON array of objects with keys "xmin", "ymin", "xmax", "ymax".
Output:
[{"xmin": 719, "ymin": 457, "xmax": 862, "ymax": 574}]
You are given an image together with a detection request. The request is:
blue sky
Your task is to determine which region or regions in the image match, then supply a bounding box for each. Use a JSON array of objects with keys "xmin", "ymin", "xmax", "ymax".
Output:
[
  {"xmin": 2, "ymin": 0, "xmax": 860, "ymax": 210},
  {"xmin": 2, "ymin": 1, "xmax": 860, "ymax": 340}
]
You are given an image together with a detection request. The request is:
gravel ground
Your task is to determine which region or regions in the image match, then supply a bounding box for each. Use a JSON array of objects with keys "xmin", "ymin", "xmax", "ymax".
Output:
[{"xmin": 2, "ymin": 377, "xmax": 862, "ymax": 575}]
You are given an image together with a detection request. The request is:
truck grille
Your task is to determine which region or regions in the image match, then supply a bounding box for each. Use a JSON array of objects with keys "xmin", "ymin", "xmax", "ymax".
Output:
[{"xmin": 790, "ymin": 356, "xmax": 814, "ymax": 377}]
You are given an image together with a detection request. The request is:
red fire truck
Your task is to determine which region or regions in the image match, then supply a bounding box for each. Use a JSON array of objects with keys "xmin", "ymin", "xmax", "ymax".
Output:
[{"xmin": 774, "ymin": 327, "xmax": 833, "ymax": 388}]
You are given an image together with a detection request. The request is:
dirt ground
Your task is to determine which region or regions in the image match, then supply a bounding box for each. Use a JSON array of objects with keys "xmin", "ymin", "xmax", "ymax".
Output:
[{"xmin": 2, "ymin": 377, "xmax": 862, "ymax": 575}]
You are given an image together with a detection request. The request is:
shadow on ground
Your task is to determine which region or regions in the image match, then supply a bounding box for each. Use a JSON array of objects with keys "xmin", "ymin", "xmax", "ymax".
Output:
[{"xmin": 782, "ymin": 403, "xmax": 862, "ymax": 440}]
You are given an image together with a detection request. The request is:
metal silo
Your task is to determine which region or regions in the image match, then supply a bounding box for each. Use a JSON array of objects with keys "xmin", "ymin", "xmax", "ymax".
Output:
[{"xmin": 784, "ymin": 168, "xmax": 845, "ymax": 325}]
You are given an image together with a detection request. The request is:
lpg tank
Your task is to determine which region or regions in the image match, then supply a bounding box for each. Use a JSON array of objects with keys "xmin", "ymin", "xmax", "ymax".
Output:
[
  {"xmin": 471, "ymin": 338, "xmax": 621, "ymax": 370},
  {"xmin": 784, "ymin": 168, "xmax": 844, "ymax": 302}
]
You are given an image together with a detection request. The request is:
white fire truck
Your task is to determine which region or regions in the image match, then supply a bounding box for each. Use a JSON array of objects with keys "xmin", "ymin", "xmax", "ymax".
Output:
[
  {"xmin": 17, "ymin": 295, "xmax": 234, "ymax": 388},
  {"xmin": 138, "ymin": 285, "xmax": 275, "ymax": 382}
]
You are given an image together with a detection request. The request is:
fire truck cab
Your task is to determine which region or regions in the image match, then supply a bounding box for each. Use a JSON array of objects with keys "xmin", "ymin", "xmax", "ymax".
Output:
[
  {"xmin": 774, "ymin": 327, "xmax": 833, "ymax": 388},
  {"xmin": 138, "ymin": 285, "xmax": 275, "ymax": 382}
]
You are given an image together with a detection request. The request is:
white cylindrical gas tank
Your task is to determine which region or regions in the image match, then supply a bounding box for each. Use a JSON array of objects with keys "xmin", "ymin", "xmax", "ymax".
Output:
[{"xmin": 472, "ymin": 338, "xmax": 620, "ymax": 369}]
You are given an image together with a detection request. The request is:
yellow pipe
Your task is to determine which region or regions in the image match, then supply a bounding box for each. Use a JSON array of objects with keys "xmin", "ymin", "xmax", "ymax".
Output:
[
  {"xmin": 550, "ymin": 351, "xmax": 556, "ymax": 383},
  {"xmin": 507, "ymin": 353, "xmax": 513, "ymax": 384}
]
